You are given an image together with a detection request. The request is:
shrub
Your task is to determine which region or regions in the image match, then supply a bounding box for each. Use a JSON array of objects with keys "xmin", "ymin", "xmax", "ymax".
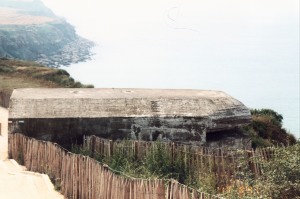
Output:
[
  {"xmin": 143, "ymin": 142, "xmax": 173, "ymax": 178},
  {"xmin": 71, "ymin": 144, "xmax": 92, "ymax": 157},
  {"xmin": 55, "ymin": 69, "xmax": 70, "ymax": 76},
  {"xmin": 257, "ymin": 143, "xmax": 300, "ymax": 198},
  {"xmin": 0, "ymin": 66, "xmax": 14, "ymax": 73},
  {"xmin": 72, "ymin": 81, "xmax": 83, "ymax": 88},
  {"xmin": 84, "ymin": 84, "xmax": 94, "ymax": 88},
  {"xmin": 108, "ymin": 149, "xmax": 134, "ymax": 172},
  {"xmin": 251, "ymin": 109, "xmax": 283, "ymax": 126},
  {"xmin": 247, "ymin": 109, "xmax": 296, "ymax": 147}
]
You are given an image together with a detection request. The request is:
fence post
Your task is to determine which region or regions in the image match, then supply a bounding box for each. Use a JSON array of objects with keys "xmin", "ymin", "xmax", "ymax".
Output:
[
  {"xmin": 247, "ymin": 150, "xmax": 258, "ymax": 179},
  {"xmin": 171, "ymin": 142, "xmax": 175, "ymax": 174},
  {"xmin": 252, "ymin": 149, "xmax": 259, "ymax": 178},
  {"xmin": 109, "ymin": 140, "xmax": 113, "ymax": 157},
  {"xmin": 134, "ymin": 141, "xmax": 138, "ymax": 161},
  {"xmin": 91, "ymin": 135, "xmax": 96, "ymax": 158}
]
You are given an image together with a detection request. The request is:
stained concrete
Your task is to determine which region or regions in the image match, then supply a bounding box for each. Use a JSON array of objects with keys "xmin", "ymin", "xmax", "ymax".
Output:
[
  {"xmin": 9, "ymin": 88, "xmax": 251, "ymax": 119},
  {"xmin": 8, "ymin": 88, "xmax": 251, "ymax": 148}
]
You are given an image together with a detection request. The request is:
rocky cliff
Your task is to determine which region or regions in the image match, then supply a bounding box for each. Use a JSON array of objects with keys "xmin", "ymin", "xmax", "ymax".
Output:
[{"xmin": 0, "ymin": 0, "xmax": 94, "ymax": 67}]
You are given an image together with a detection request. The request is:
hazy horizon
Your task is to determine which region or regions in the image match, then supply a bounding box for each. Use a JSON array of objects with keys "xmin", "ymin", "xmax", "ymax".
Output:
[{"xmin": 41, "ymin": 0, "xmax": 299, "ymax": 137}]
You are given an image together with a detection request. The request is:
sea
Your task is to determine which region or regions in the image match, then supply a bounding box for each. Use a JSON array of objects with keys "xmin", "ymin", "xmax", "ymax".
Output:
[{"xmin": 41, "ymin": 0, "xmax": 300, "ymax": 138}]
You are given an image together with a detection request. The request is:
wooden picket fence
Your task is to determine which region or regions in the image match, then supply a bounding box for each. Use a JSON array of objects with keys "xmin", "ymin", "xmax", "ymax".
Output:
[
  {"xmin": 84, "ymin": 135, "xmax": 275, "ymax": 189},
  {"xmin": 8, "ymin": 133, "xmax": 224, "ymax": 199}
]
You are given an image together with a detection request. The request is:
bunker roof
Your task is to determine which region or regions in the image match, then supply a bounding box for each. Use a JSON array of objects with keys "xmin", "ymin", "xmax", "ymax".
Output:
[{"xmin": 9, "ymin": 88, "xmax": 251, "ymax": 119}]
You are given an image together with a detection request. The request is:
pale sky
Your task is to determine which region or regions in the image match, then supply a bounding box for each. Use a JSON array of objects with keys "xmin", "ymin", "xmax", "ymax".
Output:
[
  {"xmin": 42, "ymin": 0, "xmax": 299, "ymax": 42},
  {"xmin": 40, "ymin": 0, "xmax": 299, "ymax": 136},
  {"xmin": 41, "ymin": 0, "xmax": 299, "ymax": 75}
]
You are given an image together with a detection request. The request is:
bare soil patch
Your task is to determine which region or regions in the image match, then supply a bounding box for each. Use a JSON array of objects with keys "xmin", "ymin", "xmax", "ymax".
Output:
[{"xmin": 0, "ymin": 7, "xmax": 55, "ymax": 25}]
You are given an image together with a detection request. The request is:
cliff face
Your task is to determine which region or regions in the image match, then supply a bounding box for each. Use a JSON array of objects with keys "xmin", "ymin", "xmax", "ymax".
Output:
[
  {"xmin": 0, "ymin": 0, "xmax": 94, "ymax": 67},
  {"xmin": 0, "ymin": 22, "xmax": 94, "ymax": 67}
]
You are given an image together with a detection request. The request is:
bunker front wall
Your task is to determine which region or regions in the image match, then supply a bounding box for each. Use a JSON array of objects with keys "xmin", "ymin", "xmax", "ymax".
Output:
[{"xmin": 8, "ymin": 115, "xmax": 250, "ymax": 149}]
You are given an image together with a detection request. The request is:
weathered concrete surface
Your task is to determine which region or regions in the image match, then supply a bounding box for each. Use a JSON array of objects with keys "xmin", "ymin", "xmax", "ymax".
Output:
[
  {"xmin": 9, "ymin": 88, "xmax": 251, "ymax": 147},
  {"xmin": 9, "ymin": 88, "xmax": 251, "ymax": 120},
  {"xmin": 9, "ymin": 117, "xmax": 212, "ymax": 148},
  {"xmin": 205, "ymin": 129, "xmax": 252, "ymax": 149}
]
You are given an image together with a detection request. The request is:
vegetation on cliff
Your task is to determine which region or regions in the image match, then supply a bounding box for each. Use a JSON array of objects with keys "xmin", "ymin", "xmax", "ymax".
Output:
[
  {"xmin": 72, "ymin": 136, "xmax": 300, "ymax": 198},
  {"xmin": 244, "ymin": 109, "xmax": 297, "ymax": 147},
  {"xmin": 222, "ymin": 142, "xmax": 300, "ymax": 199},
  {"xmin": 254, "ymin": 143, "xmax": 300, "ymax": 198},
  {"xmin": 0, "ymin": 58, "xmax": 93, "ymax": 107}
]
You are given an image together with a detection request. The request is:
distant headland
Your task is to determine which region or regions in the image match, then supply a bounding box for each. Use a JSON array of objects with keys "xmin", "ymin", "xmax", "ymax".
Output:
[{"xmin": 0, "ymin": 0, "xmax": 94, "ymax": 67}]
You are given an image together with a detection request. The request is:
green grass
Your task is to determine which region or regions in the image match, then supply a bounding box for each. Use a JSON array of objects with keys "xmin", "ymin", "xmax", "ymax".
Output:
[
  {"xmin": 0, "ymin": 59, "xmax": 93, "ymax": 88},
  {"xmin": 0, "ymin": 58, "xmax": 94, "ymax": 106},
  {"xmin": 72, "ymin": 140, "xmax": 300, "ymax": 198},
  {"xmin": 0, "ymin": 58, "xmax": 94, "ymax": 107},
  {"xmin": 71, "ymin": 141, "xmax": 218, "ymax": 194}
]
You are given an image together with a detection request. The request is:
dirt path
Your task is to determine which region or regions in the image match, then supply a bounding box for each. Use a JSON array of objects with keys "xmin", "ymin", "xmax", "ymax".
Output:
[{"xmin": 0, "ymin": 107, "xmax": 63, "ymax": 199}]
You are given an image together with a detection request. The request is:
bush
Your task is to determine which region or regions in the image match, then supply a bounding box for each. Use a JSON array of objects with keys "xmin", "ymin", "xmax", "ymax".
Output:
[
  {"xmin": 71, "ymin": 144, "xmax": 92, "ymax": 157},
  {"xmin": 72, "ymin": 81, "xmax": 83, "ymax": 88},
  {"xmin": 247, "ymin": 109, "xmax": 296, "ymax": 147},
  {"xmin": 55, "ymin": 69, "xmax": 70, "ymax": 76},
  {"xmin": 257, "ymin": 143, "xmax": 300, "ymax": 198},
  {"xmin": 84, "ymin": 84, "xmax": 94, "ymax": 88},
  {"xmin": 108, "ymin": 149, "xmax": 135, "ymax": 172},
  {"xmin": 251, "ymin": 109, "xmax": 283, "ymax": 126},
  {"xmin": 143, "ymin": 142, "xmax": 173, "ymax": 178},
  {"xmin": 0, "ymin": 66, "xmax": 14, "ymax": 73}
]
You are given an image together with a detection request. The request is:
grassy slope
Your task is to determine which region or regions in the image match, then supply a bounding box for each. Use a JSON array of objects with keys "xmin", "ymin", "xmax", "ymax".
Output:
[
  {"xmin": 0, "ymin": 58, "xmax": 93, "ymax": 106},
  {"xmin": 0, "ymin": 7, "xmax": 55, "ymax": 25},
  {"xmin": 244, "ymin": 109, "xmax": 297, "ymax": 147}
]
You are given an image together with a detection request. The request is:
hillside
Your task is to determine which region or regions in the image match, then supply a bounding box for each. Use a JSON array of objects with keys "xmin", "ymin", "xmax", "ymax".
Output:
[
  {"xmin": 0, "ymin": 7, "xmax": 54, "ymax": 25},
  {"xmin": 0, "ymin": 0, "xmax": 94, "ymax": 67},
  {"xmin": 0, "ymin": 58, "xmax": 93, "ymax": 107},
  {"xmin": 246, "ymin": 109, "xmax": 297, "ymax": 147}
]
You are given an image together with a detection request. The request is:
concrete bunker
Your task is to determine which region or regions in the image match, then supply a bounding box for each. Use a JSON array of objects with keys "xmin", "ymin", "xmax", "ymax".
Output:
[{"xmin": 8, "ymin": 88, "xmax": 251, "ymax": 149}]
